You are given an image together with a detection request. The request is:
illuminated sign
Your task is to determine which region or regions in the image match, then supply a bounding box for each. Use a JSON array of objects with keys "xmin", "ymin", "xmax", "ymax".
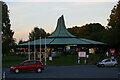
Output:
[{"xmin": 67, "ymin": 44, "xmax": 77, "ymax": 46}]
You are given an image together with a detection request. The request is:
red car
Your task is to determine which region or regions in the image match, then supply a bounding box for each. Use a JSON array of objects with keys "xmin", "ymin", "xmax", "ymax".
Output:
[{"xmin": 10, "ymin": 60, "xmax": 44, "ymax": 73}]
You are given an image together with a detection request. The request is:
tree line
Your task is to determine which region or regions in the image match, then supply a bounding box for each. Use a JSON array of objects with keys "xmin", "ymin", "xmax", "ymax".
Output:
[{"xmin": 2, "ymin": 0, "xmax": 120, "ymax": 54}]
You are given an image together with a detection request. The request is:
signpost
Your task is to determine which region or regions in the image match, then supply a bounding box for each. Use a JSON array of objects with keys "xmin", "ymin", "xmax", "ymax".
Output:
[{"xmin": 78, "ymin": 51, "xmax": 86, "ymax": 64}]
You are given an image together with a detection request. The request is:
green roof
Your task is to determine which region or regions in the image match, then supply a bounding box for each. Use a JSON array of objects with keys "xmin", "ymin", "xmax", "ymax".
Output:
[
  {"xmin": 19, "ymin": 15, "xmax": 105, "ymax": 46},
  {"xmin": 48, "ymin": 15, "xmax": 76, "ymax": 38},
  {"xmin": 20, "ymin": 37, "xmax": 104, "ymax": 46}
]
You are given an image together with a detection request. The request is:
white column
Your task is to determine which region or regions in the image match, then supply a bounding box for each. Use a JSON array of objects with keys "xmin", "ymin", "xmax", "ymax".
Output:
[
  {"xmin": 44, "ymin": 37, "xmax": 47, "ymax": 65},
  {"xmin": 39, "ymin": 37, "xmax": 41, "ymax": 61},
  {"xmin": 28, "ymin": 41, "xmax": 30, "ymax": 60},
  {"xmin": 34, "ymin": 37, "xmax": 36, "ymax": 60}
]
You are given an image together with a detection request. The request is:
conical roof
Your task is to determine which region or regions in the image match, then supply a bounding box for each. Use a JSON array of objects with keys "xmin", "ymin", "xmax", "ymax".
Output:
[
  {"xmin": 19, "ymin": 15, "xmax": 105, "ymax": 46},
  {"xmin": 48, "ymin": 15, "xmax": 76, "ymax": 38}
]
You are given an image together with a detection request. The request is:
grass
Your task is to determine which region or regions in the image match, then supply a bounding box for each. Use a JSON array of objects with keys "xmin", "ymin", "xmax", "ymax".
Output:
[
  {"xmin": 47, "ymin": 54, "xmax": 102, "ymax": 66},
  {"xmin": 2, "ymin": 54, "xmax": 88, "ymax": 67},
  {"xmin": 2, "ymin": 55, "xmax": 28, "ymax": 67},
  {"xmin": 2, "ymin": 54, "xmax": 120, "ymax": 67},
  {"xmin": 47, "ymin": 55, "xmax": 78, "ymax": 66}
]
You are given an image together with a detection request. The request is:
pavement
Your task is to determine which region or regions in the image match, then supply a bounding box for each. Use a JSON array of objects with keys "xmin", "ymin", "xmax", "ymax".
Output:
[{"xmin": 2, "ymin": 65, "xmax": 120, "ymax": 80}]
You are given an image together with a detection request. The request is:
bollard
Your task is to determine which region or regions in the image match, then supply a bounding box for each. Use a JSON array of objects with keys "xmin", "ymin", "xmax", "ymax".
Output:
[
  {"xmin": 77, "ymin": 58, "xmax": 80, "ymax": 63},
  {"xmin": 84, "ymin": 59, "xmax": 87, "ymax": 64},
  {"xmin": 3, "ymin": 72, "xmax": 5, "ymax": 80}
]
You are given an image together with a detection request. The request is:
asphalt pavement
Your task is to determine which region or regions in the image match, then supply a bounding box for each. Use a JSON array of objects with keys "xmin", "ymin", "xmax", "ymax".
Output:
[{"xmin": 2, "ymin": 65, "xmax": 120, "ymax": 80}]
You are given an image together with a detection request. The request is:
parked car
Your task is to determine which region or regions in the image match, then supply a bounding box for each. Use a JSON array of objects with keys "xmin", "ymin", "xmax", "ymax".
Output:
[
  {"xmin": 96, "ymin": 59, "xmax": 118, "ymax": 67},
  {"xmin": 10, "ymin": 60, "xmax": 44, "ymax": 73}
]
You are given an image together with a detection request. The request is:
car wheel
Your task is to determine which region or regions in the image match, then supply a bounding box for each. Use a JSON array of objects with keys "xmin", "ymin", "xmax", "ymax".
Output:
[
  {"xmin": 101, "ymin": 64, "xmax": 105, "ymax": 67},
  {"xmin": 114, "ymin": 64, "xmax": 118, "ymax": 67},
  {"xmin": 14, "ymin": 69, "xmax": 20, "ymax": 74},
  {"xmin": 36, "ymin": 68, "xmax": 42, "ymax": 73}
]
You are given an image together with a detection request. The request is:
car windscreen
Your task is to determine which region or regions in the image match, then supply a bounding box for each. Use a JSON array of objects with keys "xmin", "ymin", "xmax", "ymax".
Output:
[
  {"xmin": 111, "ymin": 59, "xmax": 116, "ymax": 61},
  {"xmin": 102, "ymin": 59, "xmax": 108, "ymax": 62}
]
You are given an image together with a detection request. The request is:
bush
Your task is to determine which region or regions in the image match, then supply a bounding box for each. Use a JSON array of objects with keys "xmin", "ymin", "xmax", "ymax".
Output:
[{"xmin": 61, "ymin": 51, "xmax": 70, "ymax": 56}]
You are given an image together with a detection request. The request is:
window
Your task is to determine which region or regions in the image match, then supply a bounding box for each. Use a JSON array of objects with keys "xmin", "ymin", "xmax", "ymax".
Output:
[
  {"xmin": 22, "ymin": 62, "xmax": 29, "ymax": 65},
  {"xmin": 29, "ymin": 61, "xmax": 37, "ymax": 65},
  {"xmin": 105, "ymin": 59, "xmax": 111, "ymax": 62},
  {"xmin": 112, "ymin": 59, "xmax": 115, "ymax": 61}
]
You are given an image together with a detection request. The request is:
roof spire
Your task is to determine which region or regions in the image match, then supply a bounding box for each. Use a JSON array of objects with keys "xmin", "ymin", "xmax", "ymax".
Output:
[{"xmin": 49, "ymin": 15, "xmax": 76, "ymax": 38}]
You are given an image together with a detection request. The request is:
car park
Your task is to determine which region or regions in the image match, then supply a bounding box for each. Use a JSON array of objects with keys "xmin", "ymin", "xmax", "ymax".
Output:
[
  {"xmin": 96, "ymin": 58, "xmax": 118, "ymax": 67},
  {"xmin": 10, "ymin": 60, "xmax": 44, "ymax": 73}
]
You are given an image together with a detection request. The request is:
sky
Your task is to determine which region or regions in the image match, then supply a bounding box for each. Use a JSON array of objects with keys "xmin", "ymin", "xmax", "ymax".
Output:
[{"xmin": 5, "ymin": 0, "xmax": 118, "ymax": 43}]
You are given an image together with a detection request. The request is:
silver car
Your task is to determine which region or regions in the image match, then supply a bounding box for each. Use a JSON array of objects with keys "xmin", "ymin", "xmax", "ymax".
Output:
[{"xmin": 97, "ymin": 59, "xmax": 118, "ymax": 67}]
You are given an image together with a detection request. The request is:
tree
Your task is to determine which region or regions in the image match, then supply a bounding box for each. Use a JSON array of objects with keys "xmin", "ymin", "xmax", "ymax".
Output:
[
  {"xmin": 18, "ymin": 39, "xmax": 28, "ymax": 44},
  {"xmin": 29, "ymin": 27, "xmax": 47, "ymax": 41},
  {"xmin": 2, "ymin": 2, "xmax": 16, "ymax": 55},
  {"xmin": 68, "ymin": 23, "xmax": 105, "ymax": 41},
  {"xmin": 103, "ymin": 0, "xmax": 120, "ymax": 49},
  {"xmin": 108, "ymin": 0, "xmax": 120, "ymax": 29}
]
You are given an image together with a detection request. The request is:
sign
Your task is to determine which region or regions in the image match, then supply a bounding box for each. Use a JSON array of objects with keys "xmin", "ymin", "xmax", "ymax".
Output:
[
  {"xmin": 66, "ymin": 46, "xmax": 70, "ymax": 51},
  {"xmin": 106, "ymin": 51, "xmax": 109, "ymax": 56},
  {"xmin": 89, "ymin": 48, "xmax": 92, "ymax": 54},
  {"xmin": 78, "ymin": 51, "xmax": 86, "ymax": 58},
  {"xmin": 67, "ymin": 44, "xmax": 77, "ymax": 46},
  {"xmin": 49, "ymin": 56, "xmax": 52, "ymax": 61},
  {"xmin": 86, "ymin": 55, "xmax": 89, "ymax": 58},
  {"xmin": 110, "ymin": 49, "xmax": 115, "ymax": 55}
]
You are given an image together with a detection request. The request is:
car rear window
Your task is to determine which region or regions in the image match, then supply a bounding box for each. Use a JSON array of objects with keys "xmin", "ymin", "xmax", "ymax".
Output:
[
  {"xmin": 36, "ymin": 61, "xmax": 40, "ymax": 64},
  {"xmin": 29, "ymin": 61, "xmax": 37, "ymax": 65},
  {"xmin": 22, "ymin": 62, "xmax": 29, "ymax": 65}
]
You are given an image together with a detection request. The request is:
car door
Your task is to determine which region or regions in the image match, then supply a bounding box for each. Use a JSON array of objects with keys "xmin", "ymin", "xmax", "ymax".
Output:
[
  {"xmin": 111, "ymin": 59, "xmax": 116, "ymax": 66},
  {"xmin": 20, "ymin": 61, "xmax": 30, "ymax": 71},
  {"xmin": 28, "ymin": 61, "xmax": 37, "ymax": 71},
  {"xmin": 104, "ymin": 59, "xmax": 111, "ymax": 66}
]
